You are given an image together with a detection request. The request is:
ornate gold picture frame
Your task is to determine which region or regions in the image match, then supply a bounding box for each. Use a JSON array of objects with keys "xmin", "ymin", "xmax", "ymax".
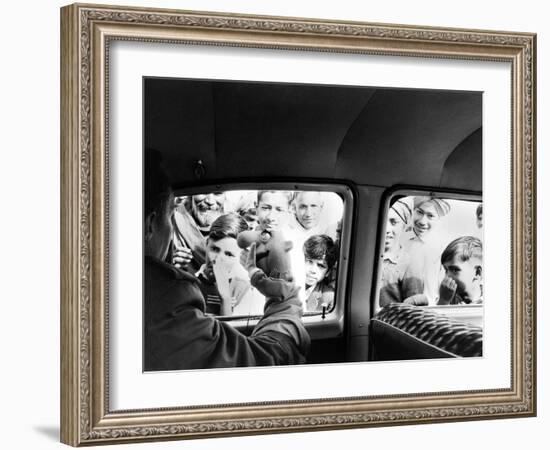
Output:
[{"xmin": 60, "ymin": 3, "xmax": 536, "ymax": 446}]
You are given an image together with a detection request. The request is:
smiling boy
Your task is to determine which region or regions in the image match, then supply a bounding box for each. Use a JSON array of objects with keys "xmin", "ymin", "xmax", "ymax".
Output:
[
  {"xmin": 411, "ymin": 196, "xmax": 450, "ymax": 241},
  {"xmin": 256, "ymin": 190, "xmax": 293, "ymax": 232},
  {"xmin": 403, "ymin": 196, "xmax": 451, "ymax": 304}
]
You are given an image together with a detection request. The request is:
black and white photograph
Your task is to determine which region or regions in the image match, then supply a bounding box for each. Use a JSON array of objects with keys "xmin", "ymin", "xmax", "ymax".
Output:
[
  {"xmin": 143, "ymin": 77, "xmax": 483, "ymax": 371},
  {"xmin": 50, "ymin": 1, "xmax": 538, "ymax": 447}
]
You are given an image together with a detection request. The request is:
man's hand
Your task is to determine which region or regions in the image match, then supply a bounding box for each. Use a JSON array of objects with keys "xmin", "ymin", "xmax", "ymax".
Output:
[
  {"xmin": 228, "ymin": 263, "xmax": 252, "ymax": 308},
  {"xmin": 172, "ymin": 246, "xmax": 193, "ymax": 269},
  {"xmin": 239, "ymin": 247, "xmax": 249, "ymax": 268},
  {"xmin": 438, "ymin": 276, "xmax": 457, "ymax": 305}
]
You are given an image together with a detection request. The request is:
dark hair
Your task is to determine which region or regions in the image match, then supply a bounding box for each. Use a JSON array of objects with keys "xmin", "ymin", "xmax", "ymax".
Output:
[
  {"xmin": 441, "ymin": 236, "xmax": 483, "ymax": 266},
  {"xmin": 257, "ymin": 190, "xmax": 294, "ymax": 206},
  {"xmin": 208, "ymin": 213, "xmax": 248, "ymax": 242},
  {"xmin": 238, "ymin": 206, "xmax": 257, "ymax": 217},
  {"xmin": 144, "ymin": 148, "xmax": 172, "ymax": 219},
  {"xmin": 476, "ymin": 203, "xmax": 483, "ymax": 219},
  {"xmin": 303, "ymin": 234, "xmax": 338, "ymax": 270}
]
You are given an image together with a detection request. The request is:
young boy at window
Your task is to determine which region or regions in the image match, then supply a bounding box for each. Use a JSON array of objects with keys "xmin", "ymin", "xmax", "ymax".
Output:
[
  {"xmin": 437, "ymin": 236, "xmax": 483, "ymax": 305},
  {"xmin": 195, "ymin": 213, "xmax": 253, "ymax": 315},
  {"xmin": 256, "ymin": 190, "xmax": 294, "ymax": 232},
  {"xmin": 302, "ymin": 235, "xmax": 339, "ymax": 312}
]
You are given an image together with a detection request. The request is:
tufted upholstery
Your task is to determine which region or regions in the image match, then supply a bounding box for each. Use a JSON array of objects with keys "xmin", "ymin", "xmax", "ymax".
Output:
[{"xmin": 370, "ymin": 303, "xmax": 483, "ymax": 360}]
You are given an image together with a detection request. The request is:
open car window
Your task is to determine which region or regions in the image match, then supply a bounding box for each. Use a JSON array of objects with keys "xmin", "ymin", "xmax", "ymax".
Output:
[
  {"xmin": 170, "ymin": 187, "xmax": 347, "ymax": 320},
  {"xmin": 374, "ymin": 193, "xmax": 483, "ymax": 314}
]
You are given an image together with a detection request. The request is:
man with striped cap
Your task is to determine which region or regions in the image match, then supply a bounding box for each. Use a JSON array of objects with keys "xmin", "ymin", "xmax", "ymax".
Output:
[
  {"xmin": 405, "ymin": 195, "xmax": 452, "ymax": 304},
  {"xmin": 379, "ymin": 198, "xmax": 426, "ymax": 308},
  {"xmin": 411, "ymin": 196, "xmax": 451, "ymax": 241}
]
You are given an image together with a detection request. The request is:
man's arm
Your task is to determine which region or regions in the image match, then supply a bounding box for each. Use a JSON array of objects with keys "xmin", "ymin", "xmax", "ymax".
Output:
[{"xmin": 145, "ymin": 260, "xmax": 310, "ymax": 371}]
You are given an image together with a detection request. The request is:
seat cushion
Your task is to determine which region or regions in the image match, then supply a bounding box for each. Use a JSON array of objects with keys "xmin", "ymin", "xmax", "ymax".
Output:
[{"xmin": 370, "ymin": 303, "xmax": 483, "ymax": 360}]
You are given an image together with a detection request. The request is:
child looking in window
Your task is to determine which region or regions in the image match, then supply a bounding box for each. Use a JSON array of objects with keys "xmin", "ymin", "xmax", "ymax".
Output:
[
  {"xmin": 302, "ymin": 235, "xmax": 339, "ymax": 312},
  {"xmin": 256, "ymin": 190, "xmax": 294, "ymax": 232},
  {"xmin": 437, "ymin": 236, "xmax": 483, "ymax": 305}
]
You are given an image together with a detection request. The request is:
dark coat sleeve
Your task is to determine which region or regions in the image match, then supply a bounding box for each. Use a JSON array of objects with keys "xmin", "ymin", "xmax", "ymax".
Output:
[{"xmin": 144, "ymin": 261, "xmax": 310, "ymax": 371}]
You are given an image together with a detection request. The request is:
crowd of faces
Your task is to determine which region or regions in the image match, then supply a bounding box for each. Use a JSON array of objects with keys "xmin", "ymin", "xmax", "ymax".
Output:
[
  {"xmin": 160, "ymin": 187, "xmax": 483, "ymax": 313},
  {"xmin": 381, "ymin": 196, "xmax": 483, "ymax": 307},
  {"xmin": 177, "ymin": 189, "xmax": 342, "ymax": 315}
]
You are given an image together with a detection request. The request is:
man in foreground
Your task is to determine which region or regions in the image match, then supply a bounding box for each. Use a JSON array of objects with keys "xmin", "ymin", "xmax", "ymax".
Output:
[{"xmin": 143, "ymin": 150, "xmax": 310, "ymax": 370}]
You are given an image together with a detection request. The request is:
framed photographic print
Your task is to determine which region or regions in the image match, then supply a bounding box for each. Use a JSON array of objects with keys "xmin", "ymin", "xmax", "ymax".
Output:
[{"xmin": 60, "ymin": 3, "xmax": 536, "ymax": 446}]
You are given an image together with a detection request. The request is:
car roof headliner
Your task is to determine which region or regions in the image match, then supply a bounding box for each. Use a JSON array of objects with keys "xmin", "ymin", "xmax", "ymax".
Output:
[{"xmin": 145, "ymin": 78, "xmax": 482, "ymax": 191}]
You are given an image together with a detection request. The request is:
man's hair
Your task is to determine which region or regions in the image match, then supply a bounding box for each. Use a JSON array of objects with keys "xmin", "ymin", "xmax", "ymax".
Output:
[
  {"xmin": 257, "ymin": 190, "xmax": 294, "ymax": 206},
  {"xmin": 144, "ymin": 148, "xmax": 172, "ymax": 219},
  {"xmin": 476, "ymin": 203, "xmax": 483, "ymax": 219},
  {"xmin": 237, "ymin": 206, "xmax": 258, "ymax": 224},
  {"xmin": 303, "ymin": 234, "xmax": 339, "ymax": 270},
  {"xmin": 208, "ymin": 213, "xmax": 248, "ymax": 242},
  {"xmin": 441, "ymin": 236, "xmax": 483, "ymax": 266}
]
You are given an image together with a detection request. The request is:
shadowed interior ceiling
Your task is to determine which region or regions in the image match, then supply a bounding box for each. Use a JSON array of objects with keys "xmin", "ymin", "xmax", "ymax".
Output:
[{"xmin": 145, "ymin": 78, "xmax": 482, "ymax": 191}]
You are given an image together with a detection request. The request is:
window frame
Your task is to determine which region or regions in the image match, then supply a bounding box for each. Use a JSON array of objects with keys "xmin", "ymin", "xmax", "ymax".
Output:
[
  {"xmin": 172, "ymin": 181, "xmax": 355, "ymax": 340},
  {"xmin": 372, "ymin": 186, "xmax": 483, "ymax": 315}
]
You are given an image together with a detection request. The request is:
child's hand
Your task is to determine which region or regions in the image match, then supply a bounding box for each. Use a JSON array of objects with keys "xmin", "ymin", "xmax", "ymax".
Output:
[
  {"xmin": 172, "ymin": 246, "xmax": 192, "ymax": 269},
  {"xmin": 438, "ymin": 276, "xmax": 457, "ymax": 305},
  {"xmin": 403, "ymin": 294, "xmax": 428, "ymax": 306}
]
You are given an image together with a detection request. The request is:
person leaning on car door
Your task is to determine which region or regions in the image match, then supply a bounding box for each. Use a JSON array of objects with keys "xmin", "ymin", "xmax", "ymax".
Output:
[{"xmin": 143, "ymin": 149, "xmax": 310, "ymax": 370}]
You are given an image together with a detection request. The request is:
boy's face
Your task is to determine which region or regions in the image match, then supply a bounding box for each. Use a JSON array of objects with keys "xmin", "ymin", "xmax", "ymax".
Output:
[
  {"xmin": 206, "ymin": 236, "xmax": 241, "ymax": 275},
  {"xmin": 385, "ymin": 208, "xmax": 406, "ymax": 252},
  {"xmin": 294, "ymin": 192, "xmax": 323, "ymax": 230},
  {"xmin": 304, "ymin": 257, "xmax": 329, "ymax": 287},
  {"xmin": 413, "ymin": 202, "xmax": 440, "ymax": 239},
  {"xmin": 443, "ymin": 255, "xmax": 482, "ymax": 303},
  {"xmin": 257, "ymin": 192, "xmax": 289, "ymax": 231}
]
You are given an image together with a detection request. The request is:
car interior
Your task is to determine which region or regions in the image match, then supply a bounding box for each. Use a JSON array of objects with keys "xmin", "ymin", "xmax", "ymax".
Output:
[{"xmin": 145, "ymin": 77, "xmax": 483, "ymax": 365}]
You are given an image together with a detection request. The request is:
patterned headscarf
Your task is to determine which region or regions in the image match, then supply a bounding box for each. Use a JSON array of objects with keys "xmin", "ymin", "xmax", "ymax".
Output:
[
  {"xmin": 390, "ymin": 199, "xmax": 412, "ymax": 225},
  {"xmin": 413, "ymin": 196, "xmax": 451, "ymax": 217}
]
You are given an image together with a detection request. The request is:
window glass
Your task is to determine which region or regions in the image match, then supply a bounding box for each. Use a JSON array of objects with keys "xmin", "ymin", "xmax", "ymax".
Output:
[
  {"xmin": 375, "ymin": 194, "xmax": 483, "ymax": 312},
  {"xmin": 170, "ymin": 188, "xmax": 345, "ymax": 318}
]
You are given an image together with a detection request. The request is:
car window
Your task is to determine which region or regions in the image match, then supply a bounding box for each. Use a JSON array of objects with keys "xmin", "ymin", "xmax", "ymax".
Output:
[
  {"xmin": 375, "ymin": 194, "xmax": 483, "ymax": 312},
  {"xmin": 170, "ymin": 188, "xmax": 346, "ymax": 319}
]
